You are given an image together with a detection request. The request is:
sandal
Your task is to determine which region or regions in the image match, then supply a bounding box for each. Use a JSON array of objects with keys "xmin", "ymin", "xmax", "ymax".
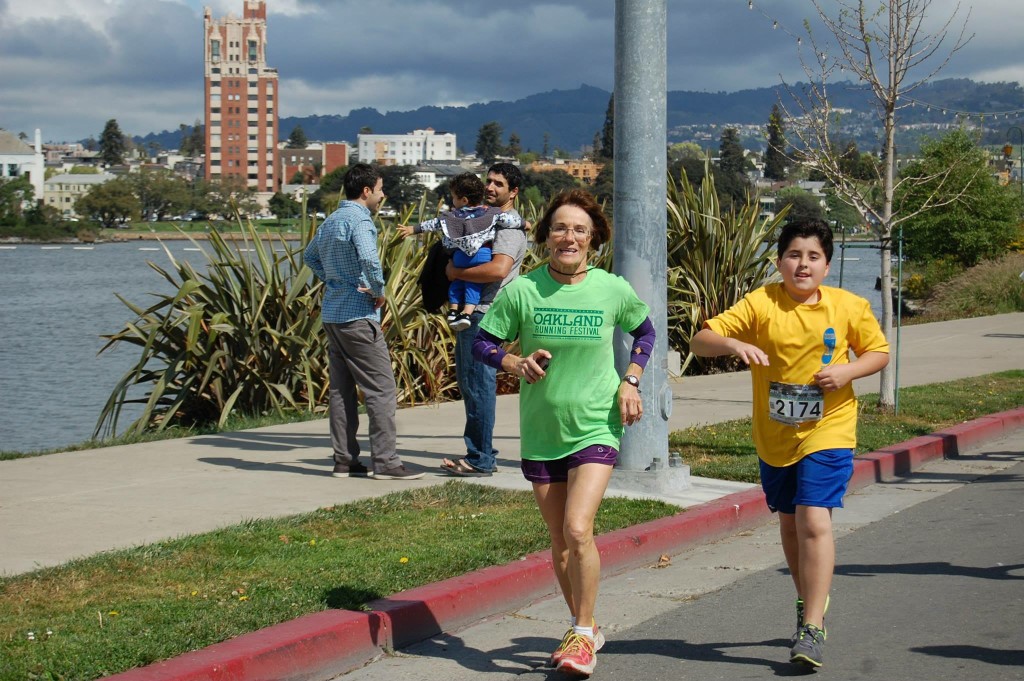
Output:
[{"xmin": 439, "ymin": 458, "xmax": 492, "ymax": 477}]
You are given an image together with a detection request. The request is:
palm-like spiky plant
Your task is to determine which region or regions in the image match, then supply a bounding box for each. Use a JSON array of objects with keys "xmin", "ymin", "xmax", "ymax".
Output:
[{"xmin": 667, "ymin": 163, "xmax": 787, "ymax": 373}]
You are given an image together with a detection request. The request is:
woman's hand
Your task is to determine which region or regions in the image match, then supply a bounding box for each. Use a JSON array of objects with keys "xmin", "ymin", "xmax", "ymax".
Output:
[
  {"xmin": 507, "ymin": 350, "xmax": 551, "ymax": 384},
  {"xmin": 618, "ymin": 380, "xmax": 643, "ymax": 426}
]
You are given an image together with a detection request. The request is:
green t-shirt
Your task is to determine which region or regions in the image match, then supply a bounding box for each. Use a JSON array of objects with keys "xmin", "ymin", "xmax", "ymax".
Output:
[{"xmin": 480, "ymin": 266, "xmax": 650, "ymax": 461}]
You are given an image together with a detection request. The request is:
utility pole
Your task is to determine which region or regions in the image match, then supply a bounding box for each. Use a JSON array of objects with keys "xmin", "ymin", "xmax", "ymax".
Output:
[{"xmin": 611, "ymin": 0, "xmax": 689, "ymax": 495}]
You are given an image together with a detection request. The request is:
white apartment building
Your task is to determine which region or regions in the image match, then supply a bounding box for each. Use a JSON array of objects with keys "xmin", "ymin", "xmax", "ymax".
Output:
[
  {"xmin": 357, "ymin": 129, "xmax": 457, "ymax": 166},
  {"xmin": 0, "ymin": 129, "xmax": 45, "ymax": 200}
]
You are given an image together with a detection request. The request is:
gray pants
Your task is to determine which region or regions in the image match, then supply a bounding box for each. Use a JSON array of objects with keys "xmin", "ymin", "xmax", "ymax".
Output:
[{"xmin": 325, "ymin": 319, "xmax": 400, "ymax": 471}]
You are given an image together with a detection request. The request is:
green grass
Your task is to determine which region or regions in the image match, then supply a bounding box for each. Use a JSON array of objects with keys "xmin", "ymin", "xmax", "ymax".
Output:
[
  {"xmin": 670, "ymin": 370, "xmax": 1024, "ymax": 482},
  {"xmin": 0, "ymin": 484, "xmax": 677, "ymax": 681}
]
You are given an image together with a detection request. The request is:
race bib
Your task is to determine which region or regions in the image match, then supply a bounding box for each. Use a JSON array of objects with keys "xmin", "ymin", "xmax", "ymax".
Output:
[{"xmin": 768, "ymin": 382, "xmax": 823, "ymax": 426}]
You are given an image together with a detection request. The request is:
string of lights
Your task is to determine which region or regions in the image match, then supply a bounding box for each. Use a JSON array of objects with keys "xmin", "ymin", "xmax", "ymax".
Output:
[{"xmin": 741, "ymin": 1, "xmax": 1024, "ymax": 123}]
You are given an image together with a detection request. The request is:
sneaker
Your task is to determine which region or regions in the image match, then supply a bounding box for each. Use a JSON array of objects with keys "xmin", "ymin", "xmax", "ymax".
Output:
[
  {"xmin": 551, "ymin": 624, "xmax": 604, "ymax": 667},
  {"xmin": 444, "ymin": 310, "xmax": 458, "ymax": 325},
  {"xmin": 374, "ymin": 465, "xmax": 425, "ymax": 481},
  {"xmin": 450, "ymin": 312, "xmax": 472, "ymax": 331},
  {"xmin": 331, "ymin": 461, "xmax": 372, "ymax": 478},
  {"xmin": 790, "ymin": 623, "xmax": 826, "ymax": 668},
  {"xmin": 791, "ymin": 594, "xmax": 829, "ymax": 644},
  {"xmin": 556, "ymin": 632, "xmax": 599, "ymax": 676}
]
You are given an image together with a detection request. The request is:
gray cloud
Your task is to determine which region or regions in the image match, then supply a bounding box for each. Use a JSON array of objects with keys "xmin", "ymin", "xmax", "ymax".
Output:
[{"xmin": 1, "ymin": 0, "xmax": 1020, "ymax": 142}]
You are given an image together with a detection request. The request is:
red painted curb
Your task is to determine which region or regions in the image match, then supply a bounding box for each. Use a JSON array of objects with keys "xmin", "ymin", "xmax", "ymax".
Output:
[
  {"xmin": 103, "ymin": 610, "xmax": 384, "ymax": 681},
  {"xmin": 113, "ymin": 407, "xmax": 1024, "ymax": 681},
  {"xmin": 368, "ymin": 552, "xmax": 557, "ymax": 649}
]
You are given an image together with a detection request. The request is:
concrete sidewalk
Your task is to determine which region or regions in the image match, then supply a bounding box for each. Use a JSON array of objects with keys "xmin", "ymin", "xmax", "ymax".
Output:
[{"xmin": 1, "ymin": 313, "xmax": 1021, "ymax": 577}]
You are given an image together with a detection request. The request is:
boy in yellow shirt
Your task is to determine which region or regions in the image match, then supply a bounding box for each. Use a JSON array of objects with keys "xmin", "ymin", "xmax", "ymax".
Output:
[{"xmin": 691, "ymin": 219, "xmax": 889, "ymax": 668}]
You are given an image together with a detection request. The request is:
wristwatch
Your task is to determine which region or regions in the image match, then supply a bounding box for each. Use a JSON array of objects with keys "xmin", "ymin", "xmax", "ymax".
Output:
[{"xmin": 622, "ymin": 374, "xmax": 641, "ymax": 392}]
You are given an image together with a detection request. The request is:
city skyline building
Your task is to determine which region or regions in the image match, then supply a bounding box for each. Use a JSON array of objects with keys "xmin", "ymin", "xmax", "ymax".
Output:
[
  {"xmin": 203, "ymin": 0, "xmax": 279, "ymax": 194},
  {"xmin": 357, "ymin": 129, "xmax": 457, "ymax": 166}
]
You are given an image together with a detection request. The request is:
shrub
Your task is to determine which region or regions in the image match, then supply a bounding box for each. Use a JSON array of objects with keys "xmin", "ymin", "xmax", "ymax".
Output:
[
  {"xmin": 917, "ymin": 252, "xmax": 1024, "ymax": 322},
  {"xmin": 666, "ymin": 162, "xmax": 787, "ymax": 373}
]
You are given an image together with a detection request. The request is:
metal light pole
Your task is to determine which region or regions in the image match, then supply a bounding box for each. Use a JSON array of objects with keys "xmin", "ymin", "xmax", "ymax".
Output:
[
  {"xmin": 1006, "ymin": 126, "xmax": 1023, "ymax": 204},
  {"xmin": 611, "ymin": 0, "xmax": 690, "ymax": 496}
]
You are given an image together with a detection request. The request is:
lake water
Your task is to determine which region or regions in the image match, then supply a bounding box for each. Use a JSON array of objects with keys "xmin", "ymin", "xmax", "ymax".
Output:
[{"xmin": 0, "ymin": 240, "xmax": 887, "ymax": 454}]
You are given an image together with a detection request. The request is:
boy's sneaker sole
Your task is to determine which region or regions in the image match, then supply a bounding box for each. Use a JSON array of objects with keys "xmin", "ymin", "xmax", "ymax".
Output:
[{"xmin": 790, "ymin": 624, "xmax": 825, "ymax": 668}]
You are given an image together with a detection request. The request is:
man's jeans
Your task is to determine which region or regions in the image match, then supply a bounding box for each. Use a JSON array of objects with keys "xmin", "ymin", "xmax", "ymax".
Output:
[{"xmin": 454, "ymin": 311, "xmax": 497, "ymax": 472}]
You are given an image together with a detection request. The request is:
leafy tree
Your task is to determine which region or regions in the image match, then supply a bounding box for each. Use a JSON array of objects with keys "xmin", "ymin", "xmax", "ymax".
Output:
[
  {"xmin": 377, "ymin": 164, "xmax": 425, "ymax": 208},
  {"xmin": 598, "ymin": 93, "xmax": 614, "ymax": 160},
  {"xmin": 764, "ymin": 104, "xmax": 788, "ymax": 181},
  {"xmin": 507, "ymin": 132, "xmax": 522, "ymax": 158},
  {"xmin": 308, "ymin": 164, "xmax": 347, "ymax": 213},
  {"xmin": 269, "ymin": 191, "xmax": 301, "ymax": 219},
  {"xmin": 775, "ymin": 187, "xmax": 825, "ymax": 224},
  {"xmin": 475, "ymin": 121, "xmax": 504, "ymax": 165},
  {"xmin": 517, "ymin": 151, "xmax": 540, "ymax": 165},
  {"xmin": 76, "ymin": 177, "xmax": 140, "ymax": 228},
  {"xmin": 287, "ymin": 125, "xmax": 308, "ymax": 149},
  {"xmin": 179, "ymin": 120, "xmax": 205, "ymax": 157},
  {"xmin": 837, "ymin": 141, "xmax": 878, "ymax": 181},
  {"xmin": 592, "ymin": 160, "xmax": 614, "ymax": 211},
  {"xmin": 522, "ymin": 169, "xmax": 578, "ymax": 202},
  {"xmin": 130, "ymin": 168, "xmax": 191, "ymax": 221},
  {"xmin": 99, "ymin": 119, "xmax": 127, "ymax": 166},
  {"xmin": 897, "ymin": 130, "xmax": 1021, "ymax": 267},
  {"xmin": 716, "ymin": 128, "xmax": 751, "ymax": 210},
  {"xmin": 717, "ymin": 128, "xmax": 748, "ymax": 177},
  {"xmin": 196, "ymin": 176, "xmax": 259, "ymax": 219},
  {"xmin": 0, "ymin": 176, "xmax": 34, "ymax": 225},
  {"xmin": 781, "ymin": 0, "xmax": 972, "ymax": 409},
  {"xmin": 825, "ymin": 191, "xmax": 863, "ymax": 233}
]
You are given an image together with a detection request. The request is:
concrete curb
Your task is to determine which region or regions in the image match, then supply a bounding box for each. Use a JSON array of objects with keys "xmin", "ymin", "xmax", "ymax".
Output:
[{"xmin": 106, "ymin": 407, "xmax": 1024, "ymax": 681}]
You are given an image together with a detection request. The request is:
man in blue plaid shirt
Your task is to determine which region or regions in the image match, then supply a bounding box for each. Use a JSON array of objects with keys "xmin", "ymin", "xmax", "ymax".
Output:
[{"xmin": 304, "ymin": 163, "xmax": 424, "ymax": 480}]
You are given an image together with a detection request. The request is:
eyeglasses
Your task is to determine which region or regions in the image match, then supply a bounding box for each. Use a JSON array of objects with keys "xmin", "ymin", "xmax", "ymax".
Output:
[{"xmin": 550, "ymin": 226, "xmax": 592, "ymax": 238}]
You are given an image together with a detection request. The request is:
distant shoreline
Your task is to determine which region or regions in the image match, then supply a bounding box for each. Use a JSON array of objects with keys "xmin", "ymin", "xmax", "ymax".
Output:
[{"xmin": 0, "ymin": 230, "xmax": 299, "ymax": 245}]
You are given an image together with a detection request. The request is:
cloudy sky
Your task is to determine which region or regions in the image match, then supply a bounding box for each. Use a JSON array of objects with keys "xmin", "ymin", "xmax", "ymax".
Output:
[{"xmin": 2, "ymin": 0, "xmax": 1022, "ymax": 143}]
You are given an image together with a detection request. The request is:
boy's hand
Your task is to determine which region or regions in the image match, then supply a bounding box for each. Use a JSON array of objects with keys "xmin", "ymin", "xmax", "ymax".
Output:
[
  {"xmin": 396, "ymin": 225, "xmax": 414, "ymax": 238},
  {"xmin": 729, "ymin": 340, "xmax": 770, "ymax": 366},
  {"xmin": 814, "ymin": 364, "xmax": 853, "ymax": 392}
]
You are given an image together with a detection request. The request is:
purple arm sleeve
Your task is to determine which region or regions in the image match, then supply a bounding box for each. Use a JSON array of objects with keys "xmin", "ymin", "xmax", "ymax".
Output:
[
  {"xmin": 628, "ymin": 317, "xmax": 655, "ymax": 370},
  {"xmin": 472, "ymin": 328, "xmax": 507, "ymax": 370}
]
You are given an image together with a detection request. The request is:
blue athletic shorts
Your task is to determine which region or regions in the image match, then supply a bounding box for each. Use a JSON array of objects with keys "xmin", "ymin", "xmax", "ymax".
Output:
[
  {"xmin": 521, "ymin": 445, "xmax": 618, "ymax": 484},
  {"xmin": 759, "ymin": 448, "xmax": 854, "ymax": 514}
]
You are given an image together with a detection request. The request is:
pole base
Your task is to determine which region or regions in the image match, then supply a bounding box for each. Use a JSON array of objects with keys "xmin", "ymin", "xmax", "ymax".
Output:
[{"xmin": 608, "ymin": 462, "xmax": 691, "ymax": 497}]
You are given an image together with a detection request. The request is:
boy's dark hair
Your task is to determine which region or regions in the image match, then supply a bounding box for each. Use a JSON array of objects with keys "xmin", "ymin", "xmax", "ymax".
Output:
[
  {"xmin": 488, "ymin": 162, "xmax": 523, "ymax": 191},
  {"xmin": 449, "ymin": 172, "xmax": 485, "ymax": 205},
  {"xmin": 342, "ymin": 163, "xmax": 382, "ymax": 200},
  {"xmin": 777, "ymin": 218, "xmax": 834, "ymax": 263}
]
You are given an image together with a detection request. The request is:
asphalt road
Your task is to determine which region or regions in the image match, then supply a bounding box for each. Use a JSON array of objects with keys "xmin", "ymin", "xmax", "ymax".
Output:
[
  {"xmin": 339, "ymin": 431, "xmax": 1024, "ymax": 681},
  {"xmin": 577, "ymin": 461, "xmax": 1024, "ymax": 679}
]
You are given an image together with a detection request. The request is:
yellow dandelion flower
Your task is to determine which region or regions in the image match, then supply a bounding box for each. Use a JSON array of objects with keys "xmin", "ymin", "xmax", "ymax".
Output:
[
  {"xmin": 239, "ymin": 596, "xmax": 249, "ymax": 601},
  {"xmin": 400, "ymin": 557, "xmax": 409, "ymax": 564},
  {"xmin": 309, "ymin": 539, "xmax": 316, "ymax": 546}
]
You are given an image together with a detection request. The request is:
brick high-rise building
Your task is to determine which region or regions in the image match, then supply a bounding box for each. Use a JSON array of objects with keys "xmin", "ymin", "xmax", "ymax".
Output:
[{"xmin": 203, "ymin": 1, "xmax": 279, "ymax": 194}]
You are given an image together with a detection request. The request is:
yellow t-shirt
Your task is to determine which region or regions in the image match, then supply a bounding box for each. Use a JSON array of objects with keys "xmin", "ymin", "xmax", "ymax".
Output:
[{"xmin": 705, "ymin": 283, "xmax": 890, "ymax": 467}]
